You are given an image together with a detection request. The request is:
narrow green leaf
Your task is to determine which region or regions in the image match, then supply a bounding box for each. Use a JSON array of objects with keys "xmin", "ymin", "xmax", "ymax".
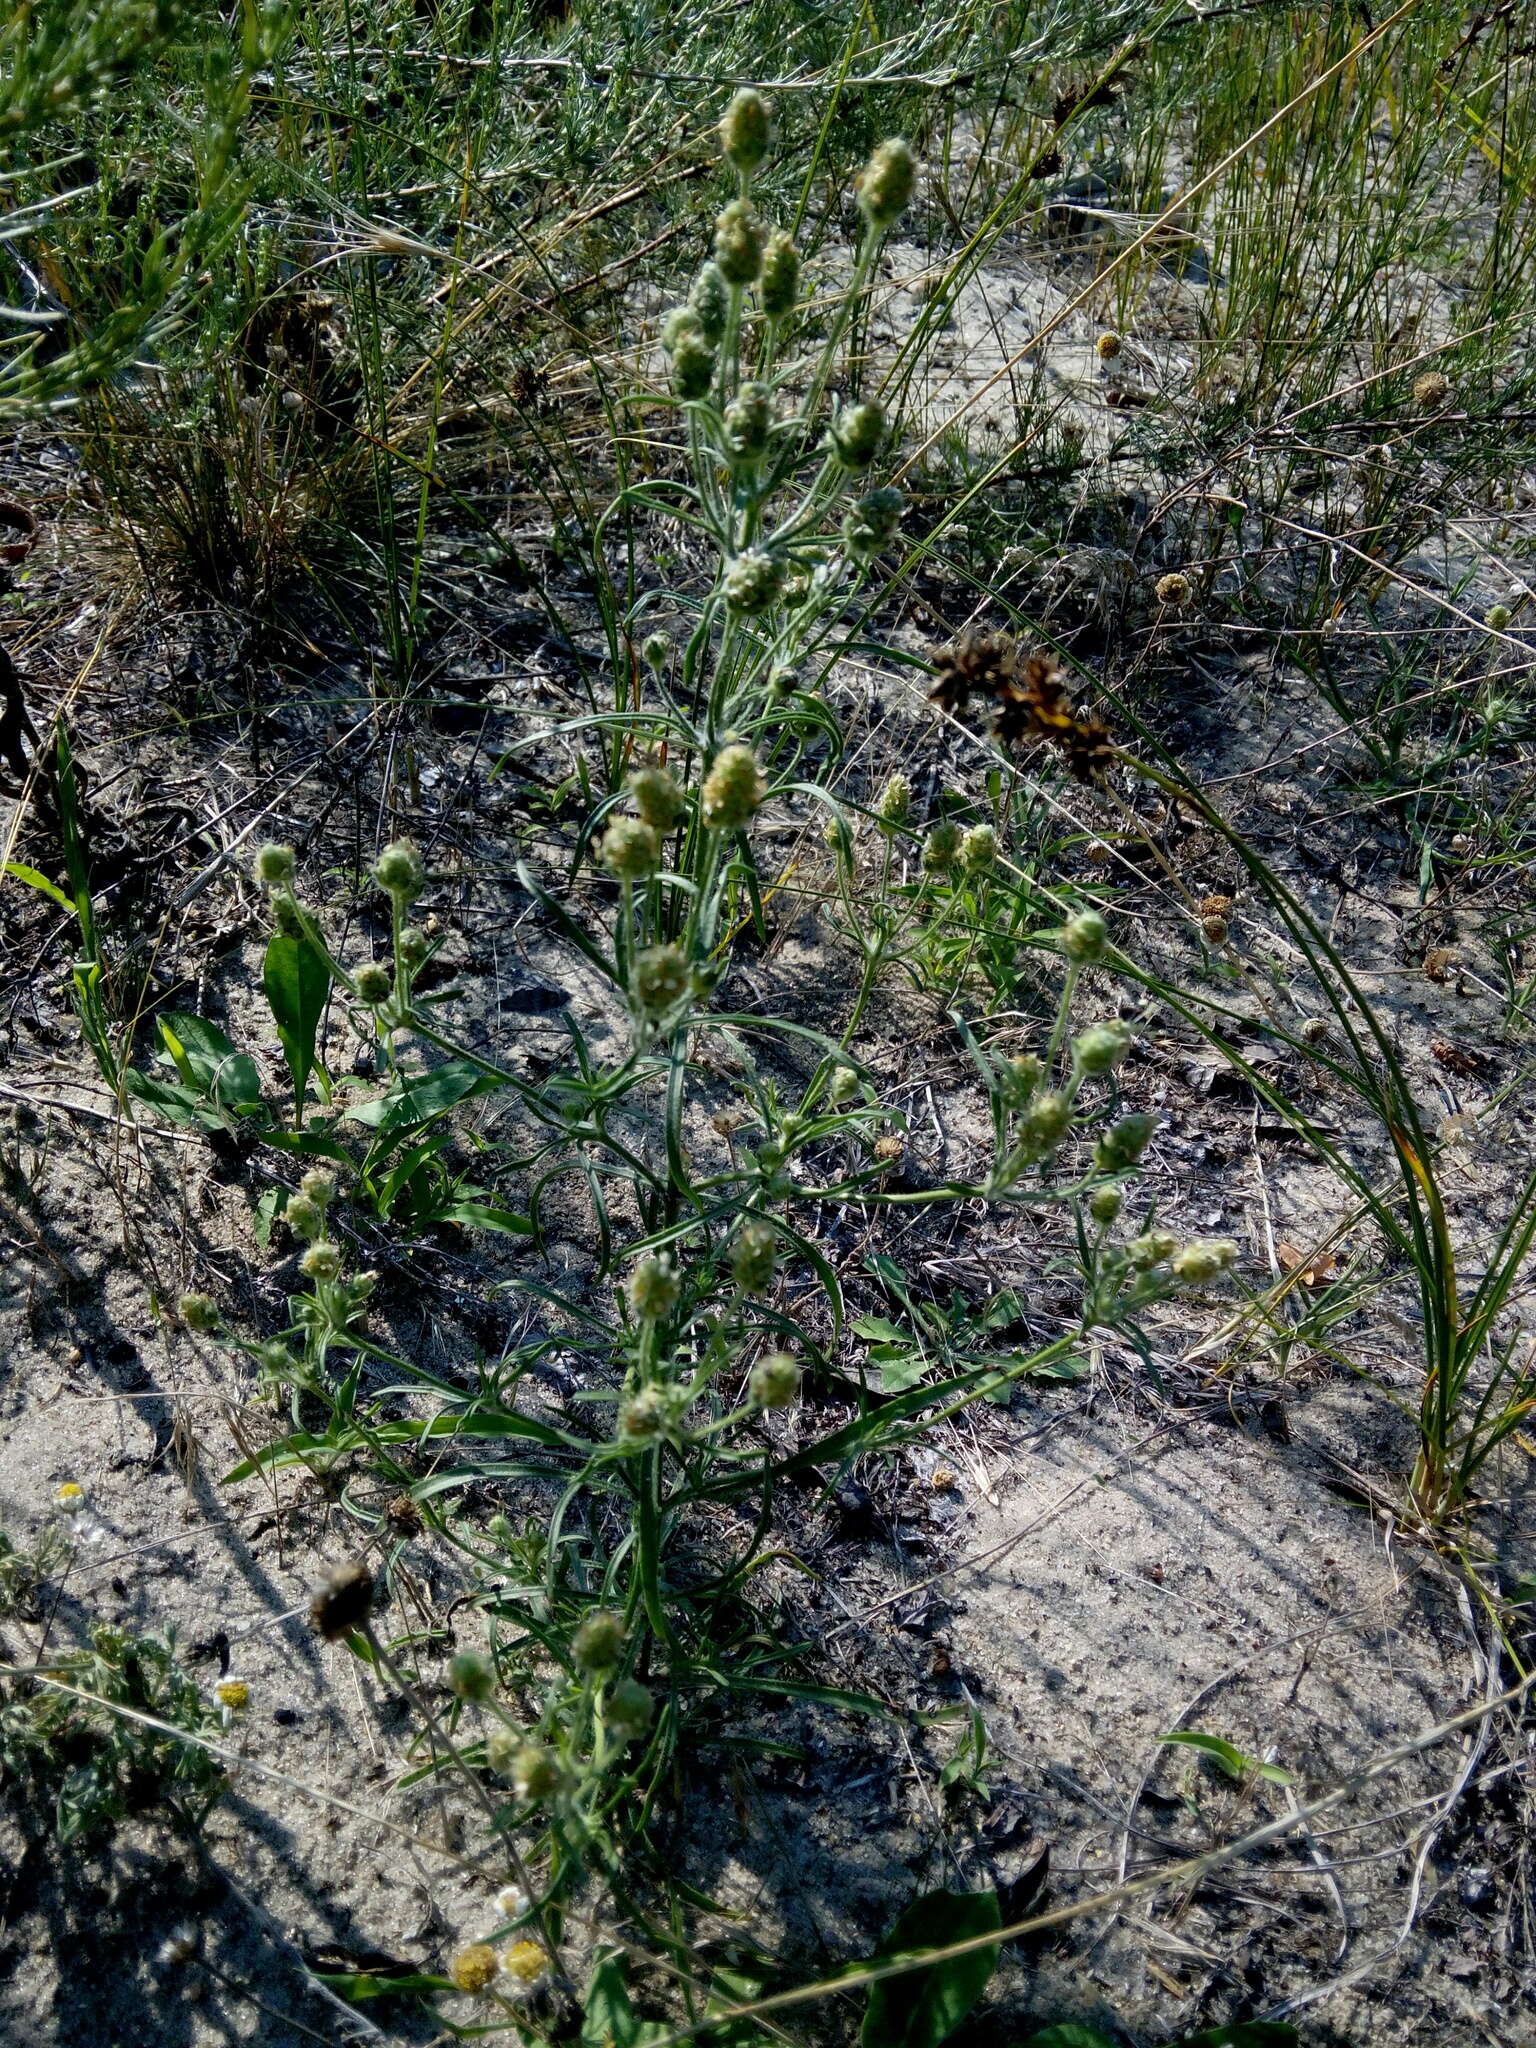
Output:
[
  {"xmin": 1159, "ymin": 1730, "xmax": 1293, "ymax": 1785},
  {"xmin": 3, "ymin": 860, "xmax": 73, "ymax": 910},
  {"xmin": 1171, "ymin": 2027, "xmax": 1298, "ymax": 2048}
]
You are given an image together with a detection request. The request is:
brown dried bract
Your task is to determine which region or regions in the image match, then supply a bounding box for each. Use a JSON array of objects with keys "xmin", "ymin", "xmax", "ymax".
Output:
[{"xmin": 1430, "ymin": 1036, "xmax": 1489, "ymax": 1079}]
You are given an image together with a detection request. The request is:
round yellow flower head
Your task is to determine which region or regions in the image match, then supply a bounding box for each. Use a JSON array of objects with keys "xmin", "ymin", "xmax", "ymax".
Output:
[
  {"xmin": 502, "ymin": 1940, "xmax": 547, "ymax": 1990},
  {"xmin": 449, "ymin": 1943, "xmax": 500, "ymax": 1996}
]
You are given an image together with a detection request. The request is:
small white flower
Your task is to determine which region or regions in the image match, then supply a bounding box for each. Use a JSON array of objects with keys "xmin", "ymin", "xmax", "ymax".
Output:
[
  {"xmin": 213, "ymin": 1673, "xmax": 251, "ymax": 1717},
  {"xmin": 494, "ymin": 1883, "xmax": 530, "ymax": 1924},
  {"xmin": 54, "ymin": 1481, "xmax": 105, "ymax": 1546}
]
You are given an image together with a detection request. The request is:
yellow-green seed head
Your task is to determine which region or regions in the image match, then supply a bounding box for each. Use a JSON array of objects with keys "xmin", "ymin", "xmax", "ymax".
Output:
[
  {"xmin": 760, "ymin": 230, "xmax": 800, "ymax": 319},
  {"xmin": 720, "ymin": 87, "xmax": 772, "ymax": 173},
  {"xmin": 605, "ymin": 1676, "xmax": 654, "ymax": 1742},
  {"xmin": 829, "ymin": 1064, "xmax": 859, "ymax": 1106},
  {"xmin": 618, "ymin": 1387, "xmax": 668, "ymax": 1442},
  {"xmin": 748, "ymin": 1351, "xmax": 800, "ymax": 1410},
  {"xmin": 1022, "ymin": 1089, "xmax": 1071, "ymax": 1151},
  {"xmin": 1089, "ymin": 1184, "xmax": 1122, "ymax": 1224},
  {"xmin": 688, "ymin": 262, "xmax": 730, "ymax": 344},
  {"xmin": 627, "ymin": 764, "xmax": 685, "ymax": 831},
  {"xmin": 355, "ymin": 961, "xmax": 391, "ymax": 1005},
  {"xmin": 1129, "ymin": 1228, "xmax": 1178, "ymax": 1268},
  {"xmin": 1002, "ymin": 1053, "xmax": 1042, "ymax": 1108},
  {"xmin": 284, "ymin": 1194, "xmax": 325, "ymax": 1241},
  {"xmin": 701, "ymin": 742, "xmax": 767, "ymax": 828},
  {"xmin": 830, "ymin": 400, "xmax": 885, "ymax": 469},
  {"xmin": 254, "ymin": 842, "xmax": 295, "ymax": 888},
  {"xmin": 448, "ymin": 1649, "xmax": 495, "ymax": 1702},
  {"xmin": 1060, "ymin": 909, "xmax": 1108, "ymax": 962},
  {"xmin": 713, "ymin": 200, "xmax": 767, "ymax": 285},
  {"xmin": 571, "ymin": 1609, "xmax": 626, "ymax": 1676},
  {"xmin": 672, "ymin": 334, "xmax": 715, "ymax": 401},
  {"xmin": 178, "ymin": 1292, "xmax": 219, "ymax": 1333},
  {"xmin": 723, "ymin": 381, "xmax": 772, "ymax": 461},
  {"xmin": 375, "ymin": 840, "xmax": 424, "ymax": 901},
  {"xmin": 1073, "ymin": 1020, "xmax": 1131, "ymax": 1075},
  {"xmin": 876, "ymin": 772, "xmax": 911, "ymax": 833},
  {"xmin": 299, "ymin": 1169, "xmax": 335, "ymax": 1208},
  {"xmin": 600, "ymin": 815, "xmax": 661, "ymax": 882},
  {"xmin": 632, "ymin": 943, "xmax": 691, "ymax": 1014},
  {"xmin": 960, "ymin": 824, "xmax": 997, "ymax": 871},
  {"xmin": 627, "ymin": 1252, "xmax": 680, "ymax": 1321},
  {"xmin": 1093, "ymin": 1111, "xmax": 1156, "ymax": 1170},
  {"xmin": 923, "ymin": 820, "xmax": 963, "ymax": 872},
  {"xmin": 843, "ymin": 485, "xmax": 903, "ymax": 557},
  {"xmin": 511, "ymin": 1742, "xmax": 562, "ymax": 1803},
  {"xmin": 300, "ymin": 1242, "xmax": 343, "ymax": 1284},
  {"xmin": 856, "ymin": 138, "xmax": 917, "ymax": 230},
  {"xmin": 1171, "ymin": 1238, "xmax": 1237, "ymax": 1283},
  {"xmin": 721, "ymin": 550, "xmax": 784, "ymax": 615},
  {"xmin": 729, "ymin": 1217, "xmax": 777, "ymax": 1293},
  {"xmin": 662, "ymin": 304, "xmax": 705, "ymax": 354}
]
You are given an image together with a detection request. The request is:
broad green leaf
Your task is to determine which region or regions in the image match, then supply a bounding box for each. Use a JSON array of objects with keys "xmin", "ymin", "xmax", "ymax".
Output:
[
  {"xmin": 580, "ymin": 1955, "xmax": 674, "ymax": 2048},
  {"xmin": 1027, "ymin": 2028, "xmax": 1116, "ymax": 2048},
  {"xmin": 345, "ymin": 1058, "xmax": 499, "ymax": 1133},
  {"xmin": 263, "ymin": 928, "xmax": 331, "ymax": 1119},
  {"xmin": 158, "ymin": 1012, "xmax": 263, "ymax": 1112},
  {"xmin": 583, "ymin": 1957, "xmax": 639, "ymax": 2048},
  {"xmin": 853, "ymin": 1315, "xmax": 910, "ymax": 1345},
  {"xmin": 879, "ymin": 1351, "xmax": 931, "ymax": 1394},
  {"xmin": 252, "ymin": 1187, "xmax": 283, "ymax": 1248},
  {"xmin": 124, "ymin": 1069, "xmax": 225, "ymax": 1129},
  {"xmin": 1159, "ymin": 1730, "xmax": 1293, "ymax": 1786},
  {"xmin": 860, "ymin": 1889, "xmax": 1001, "ymax": 2048}
]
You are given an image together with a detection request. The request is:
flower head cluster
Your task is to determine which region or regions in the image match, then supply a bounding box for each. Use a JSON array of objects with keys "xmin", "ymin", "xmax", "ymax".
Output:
[
  {"xmin": 760, "ymin": 230, "xmax": 800, "ymax": 319},
  {"xmin": 857, "ymin": 138, "xmax": 917, "ymax": 230},
  {"xmin": 722, "ymin": 549, "xmax": 784, "ymax": 615},
  {"xmin": 714, "ymin": 200, "xmax": 767, "ymax": 284},
  {"xmin": 721, "ymin": 88, "xmax": 772, "ymax": 174},
  {"xmin": 701, "ymin": 742, "xmax": 766, "ymax": 828}
]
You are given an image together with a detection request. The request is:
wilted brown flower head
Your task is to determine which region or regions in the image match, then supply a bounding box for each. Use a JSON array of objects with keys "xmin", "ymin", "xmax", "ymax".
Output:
[
  {"xmin": 928, "ymin": 628, "xmax": 1018, "ymax": 713},
  {"xmin": 928, "ymin": 632, "xmax": 1114, "ymax": 784},
  {"xmin": 309, "ymin": 1560, "xmax": 375, "ymax": 1640}
]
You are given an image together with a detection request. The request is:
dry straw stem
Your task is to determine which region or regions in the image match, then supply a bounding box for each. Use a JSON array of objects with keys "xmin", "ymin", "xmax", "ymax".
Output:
[
  {"xmin": 894, "ymin": 0, "xmax": 1425, "ymax": 480},
  {"xmin": 641, "ymin": 1669, "xmax": 1536, "ymax": 2048},
  {"xmin": 1202, "ymin": 493, "xmax": 1534, "ymax": 658}
]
